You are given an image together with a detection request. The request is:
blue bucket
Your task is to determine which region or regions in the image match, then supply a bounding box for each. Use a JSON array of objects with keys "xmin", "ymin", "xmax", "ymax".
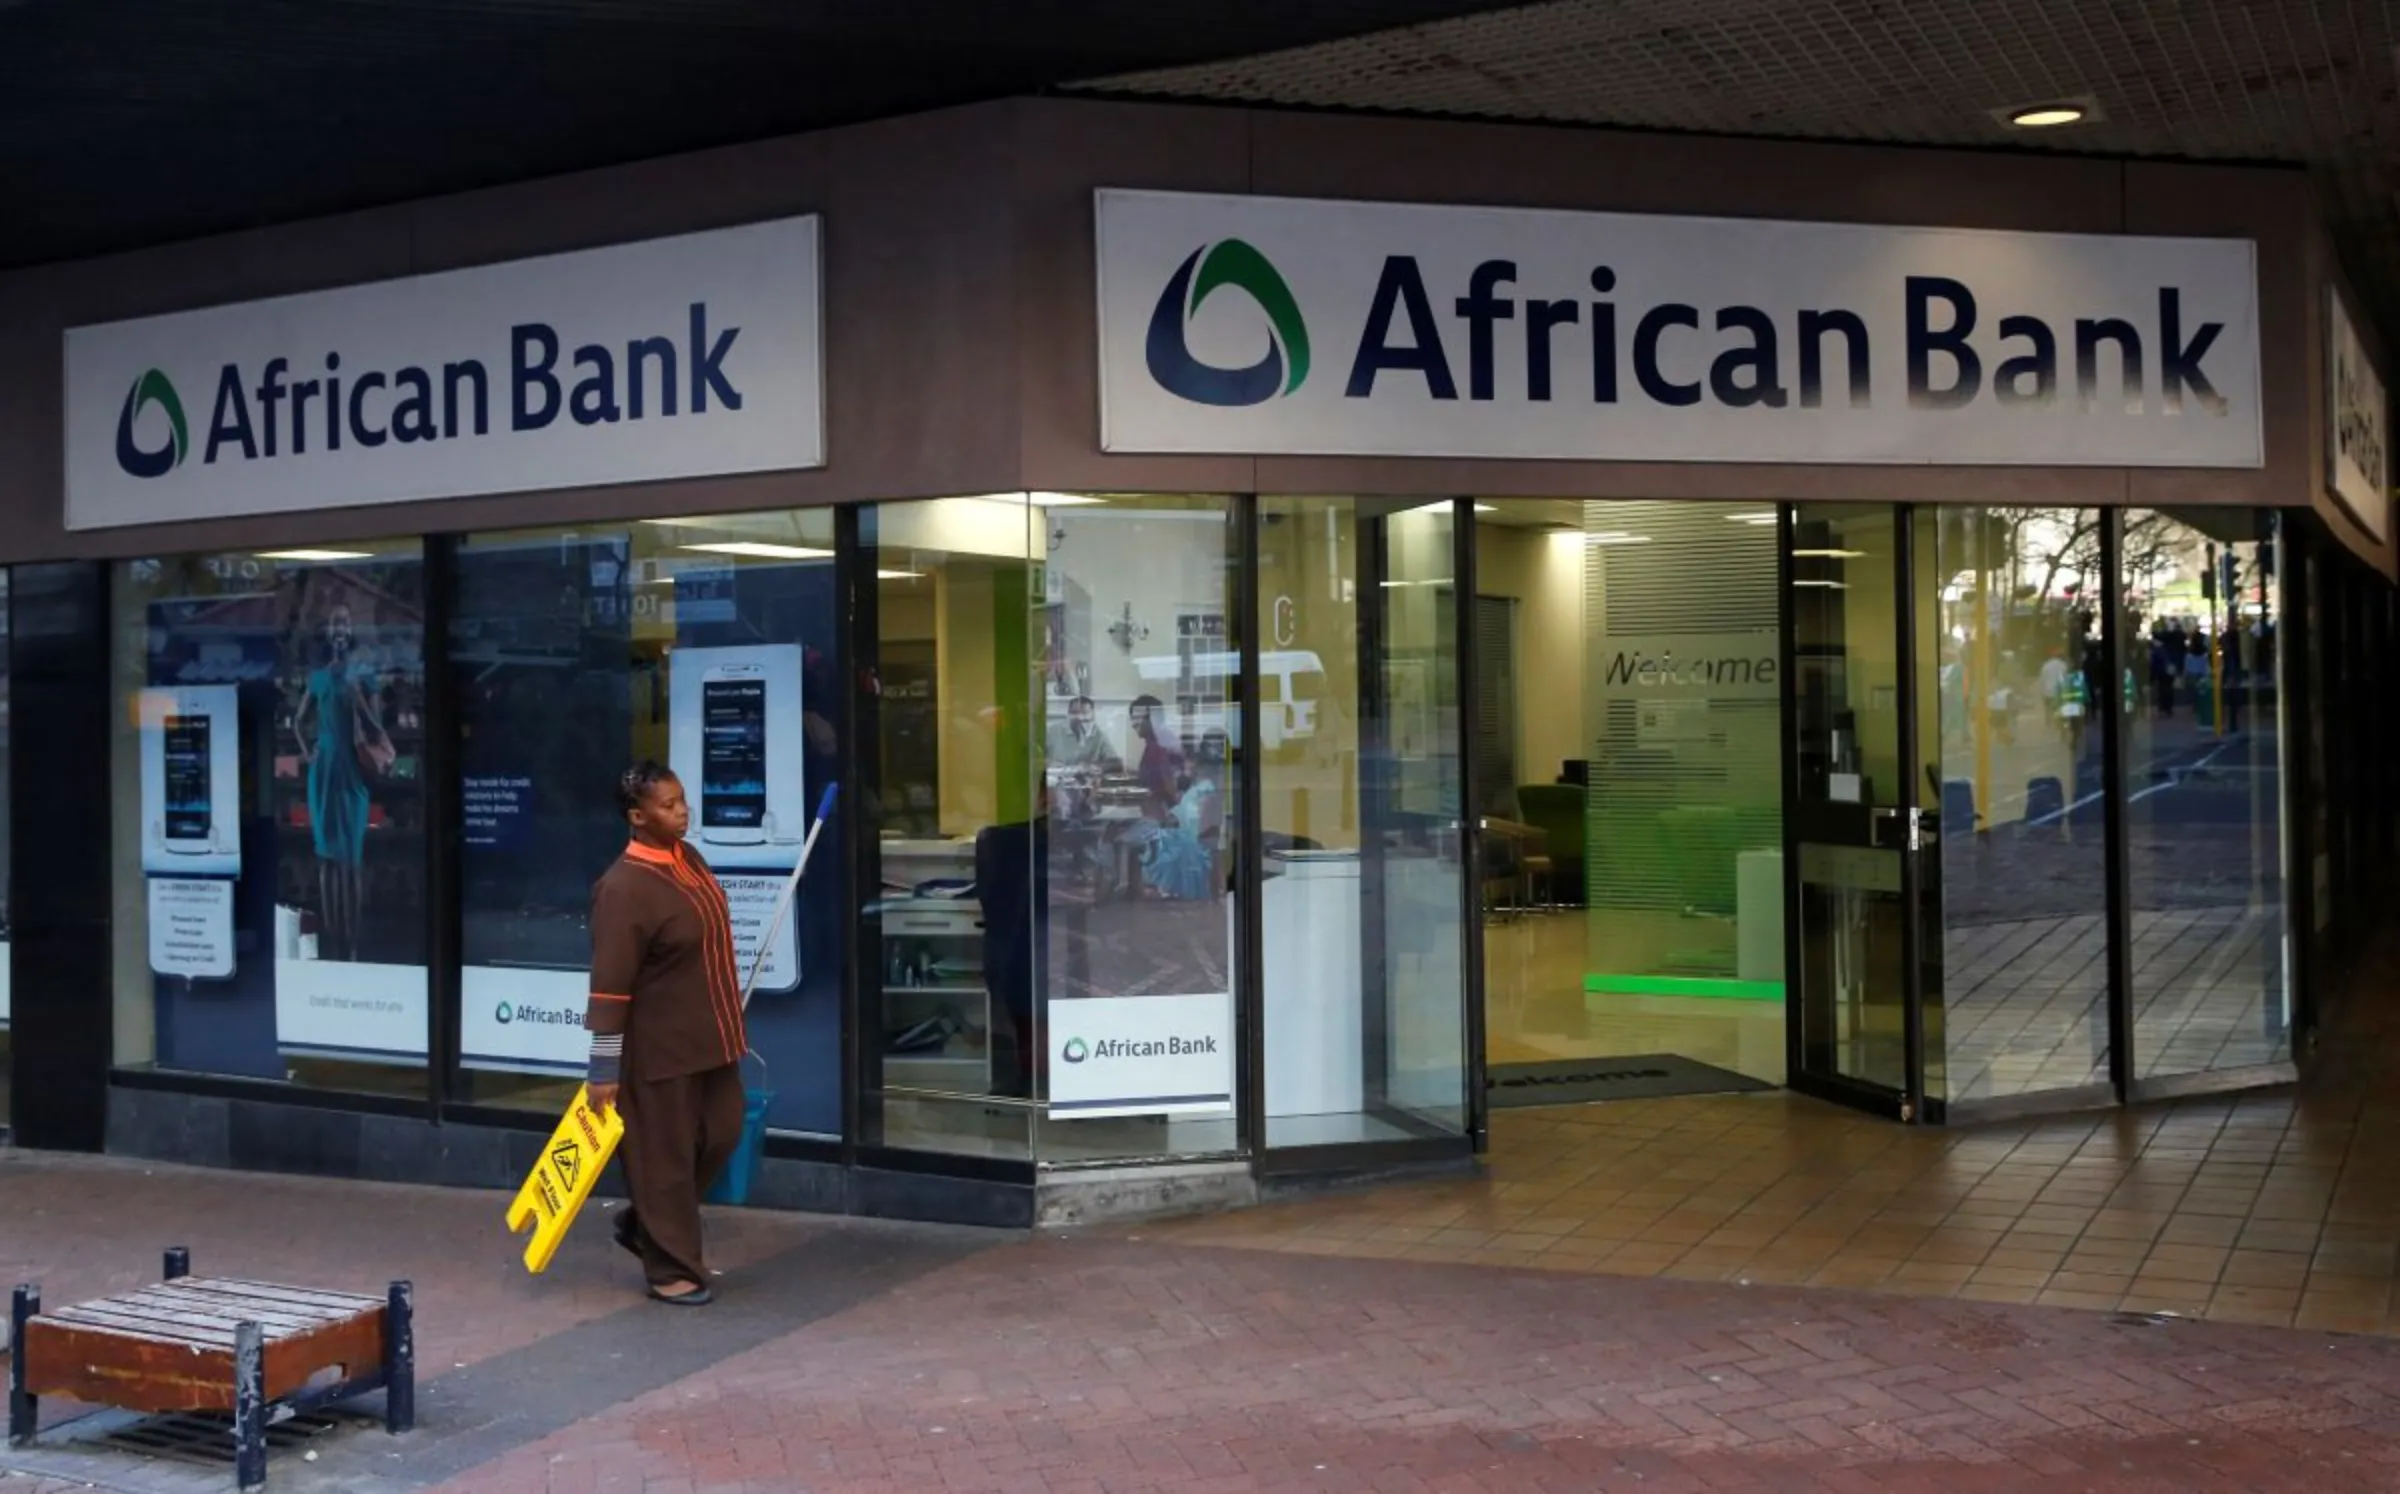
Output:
[{"xmin": 705, "ymin": 1086, "xmax": 776, "ymax": 1206}]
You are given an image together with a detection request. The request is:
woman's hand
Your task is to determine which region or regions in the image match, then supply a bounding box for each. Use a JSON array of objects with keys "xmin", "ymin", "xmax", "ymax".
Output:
[{"xmin": 586, "ymin": 1083, "xmax": 619, "ymax": 1116}]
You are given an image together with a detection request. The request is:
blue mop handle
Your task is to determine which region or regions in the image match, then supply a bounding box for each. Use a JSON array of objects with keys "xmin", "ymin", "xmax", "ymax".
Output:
[{"xmin": 739, "ymin": 783, "xmax": 838, "ymax": 1009}]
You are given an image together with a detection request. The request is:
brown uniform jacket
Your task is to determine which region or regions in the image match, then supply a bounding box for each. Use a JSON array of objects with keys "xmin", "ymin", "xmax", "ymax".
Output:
[{"xmin": 584, "ymin": 840, "xmax": 747, "ymax": 1085}]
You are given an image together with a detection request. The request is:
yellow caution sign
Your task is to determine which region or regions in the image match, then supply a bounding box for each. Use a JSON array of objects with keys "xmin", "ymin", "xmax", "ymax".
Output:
[{"xmin": 505, "ymin": 1087, "xmax": 625, "ymax": 1274}]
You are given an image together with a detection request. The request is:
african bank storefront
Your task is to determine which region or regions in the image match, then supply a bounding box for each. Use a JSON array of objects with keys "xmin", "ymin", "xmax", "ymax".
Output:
[{"xmin": 0, "ymin": 97, "xmax": 2386, "ymax": 1224}]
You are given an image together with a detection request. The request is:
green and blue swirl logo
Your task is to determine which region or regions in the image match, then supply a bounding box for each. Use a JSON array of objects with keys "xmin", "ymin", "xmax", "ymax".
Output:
[
  {"xmin": 1144, "ymin": 239, "xmax": 1310, "ymax": 407},
  {"xmin": 115, "ymin": 368, "xmax": 189, "ymax": 479},
  {"xmin": 1062, "ymin": 1037, "xmax": 1090, "ymax": 1065}
]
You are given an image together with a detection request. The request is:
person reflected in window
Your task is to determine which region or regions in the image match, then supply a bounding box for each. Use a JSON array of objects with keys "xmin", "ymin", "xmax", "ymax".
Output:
[
  {"xmin": 1126, "ymin": 693, "xmax": 1184, "ymax": 817},
  {"xmin": 292, "ymin": 603, "xmax": 395, "ymax": 962},
  {"xmin": 582, "ymin": 762, "xmax": 746, "ymax": 1307}
]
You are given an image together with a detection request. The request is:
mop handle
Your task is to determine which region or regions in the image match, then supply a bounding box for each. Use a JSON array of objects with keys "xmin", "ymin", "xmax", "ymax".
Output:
[{"xmin": 739, "ymin": 782, "xmax": 838, "ymax": 1011}]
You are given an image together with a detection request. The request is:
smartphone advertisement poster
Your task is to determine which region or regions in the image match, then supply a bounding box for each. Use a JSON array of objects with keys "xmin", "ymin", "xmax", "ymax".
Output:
[
  {"xmin": 139, "ymin": 685, "xmax": 241, "ymax": 878},
  {"xmin": 138, "ymin": 684, "xmax": 241, "ymax": 978},
  {"xmin": 669, "ymin": 642, "xmax": 806, "ymax": 995}
]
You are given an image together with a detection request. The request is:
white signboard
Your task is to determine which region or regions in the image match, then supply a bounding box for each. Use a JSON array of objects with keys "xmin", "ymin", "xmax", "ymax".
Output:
[
  {"xmin": 1047, "ymin": 992, "xmax": 1235, "ymax": 1119},
  {"xmin": 148, "ymin": 878, "xmax": 234, "ymax": 980},
  {"xmin": 2326, "ymin": 290, "xmax": 2390, "ymax": 545},
  {"xmin": 276, "ymin": 958, "xmax": 429, "ymax": 1064},
  {"xmin": 461, "ymin": 965, "xmax": 591, "ymax": 1077},
  {"xmin": 668, "ymin": 642, "xmax": 808, "ymax": 994},
  {"xmin": 137, "ymin": 685, "xmax": 241, "ymax": 877},
  {"xmin": 1097, "ymin": 189, "xmax": 2262, "ymax": 469},
  {"xmin": 67, "ymin": 217, "xmax": 825, "ymax": 530}
]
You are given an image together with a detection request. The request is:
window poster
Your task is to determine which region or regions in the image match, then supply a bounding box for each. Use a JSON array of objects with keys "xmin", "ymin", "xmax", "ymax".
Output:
[
  {"xmin": 669, "ymin": 642, "xmax": 807, "ymax": 995},
  {"xmin": 135, "ymin": 561, "xmax": 430, "ymax": 1076},
  {"xmin": 138, "ymin": 684, "xmax": 241, "ymax": 979},
  {"xmin": 268, "ymin": 578, "xmax": 430, "ymax": 1062},
  {"xmin": 453, "ymin": 535, "xmax": 845, "ymax": 1138},
  {"xmin": 455, "ymin": 534, "xmax": 637, "ymax": 1076}
]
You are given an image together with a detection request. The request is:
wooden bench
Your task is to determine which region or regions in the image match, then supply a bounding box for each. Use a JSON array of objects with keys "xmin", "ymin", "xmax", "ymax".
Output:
[{"xmin": 9, "ymin": 1248, "xmax": 413, "ymax": 1490}]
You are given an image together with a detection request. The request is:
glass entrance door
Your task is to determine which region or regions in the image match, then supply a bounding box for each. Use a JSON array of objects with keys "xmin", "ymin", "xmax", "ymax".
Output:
[{"xmin": 1784, "ymin": 504, "xmax": 1940, "ymax": 1119}]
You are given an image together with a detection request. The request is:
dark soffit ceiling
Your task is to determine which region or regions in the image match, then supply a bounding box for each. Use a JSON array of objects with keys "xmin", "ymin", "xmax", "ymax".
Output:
[
  {"xmin": 0, "ymin": 0, "xmax": 1533, "ymax": 271},
  {"xmin": 1086, "ymin": 0, "xmax": 2400, "ymax": 343}
]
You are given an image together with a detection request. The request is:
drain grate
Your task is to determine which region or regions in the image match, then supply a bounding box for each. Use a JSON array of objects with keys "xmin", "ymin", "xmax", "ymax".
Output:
[{"xmin": 88, "ymin": 1407, "xmax": 365, "ymax": 1468}]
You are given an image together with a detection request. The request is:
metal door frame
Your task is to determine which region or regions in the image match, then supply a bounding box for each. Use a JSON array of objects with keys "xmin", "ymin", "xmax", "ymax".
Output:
[{"xmin": 1779, "ymin": 502, "xmax": 1935, "ymax": 1123}]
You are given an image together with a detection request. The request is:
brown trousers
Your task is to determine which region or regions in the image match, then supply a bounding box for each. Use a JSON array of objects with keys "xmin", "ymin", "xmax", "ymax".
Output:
[{"xmin": 616, "ymin": 1062, "xmax": 745, "ymax": 1289}]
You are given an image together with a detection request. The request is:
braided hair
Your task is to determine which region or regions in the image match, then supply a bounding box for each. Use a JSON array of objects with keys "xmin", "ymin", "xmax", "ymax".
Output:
[{"xmin": 615, "ymin": 760, "xmax": 676, "ymax": 821}]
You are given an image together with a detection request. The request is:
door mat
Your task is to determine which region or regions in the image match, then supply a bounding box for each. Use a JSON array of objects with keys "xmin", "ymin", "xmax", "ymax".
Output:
[{"xmin": 1486, "ymin": 1054, "xmax": 1773, "ymax": 1108}]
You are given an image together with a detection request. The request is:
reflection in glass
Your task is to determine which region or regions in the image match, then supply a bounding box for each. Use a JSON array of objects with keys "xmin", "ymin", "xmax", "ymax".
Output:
[
  {"xmin": 451, "ymin": 513, "xmax": 843, "ymax": 1134},
  {"xmin": 1258, "ymin": 498, "xmax": 1468, "ymax": 1147},
  {"xmin": 862, "ymin": 498, "xmax": 1036, "ymax": 1160},
  {"xmin": 1789, "ymin": 504, "xmax": 1914, "ymax": 1096},
  {"xmin": 861, "ymin": 495, "xmax": 1243, "ymax": 1165},
  {"xmin": 111, "ymin": 546, "xmax": 428, "ymax": 1096},
  {"xmin": 2121, "ymin": 509, "xmax": 2290, "ymax": 1077},
  {"xmin": 1930, "ymin": 508, "xmax": 2110, "ymax": 1101},
  {"xmin": 0, "ymin": 574, "xmax": 12, "ymax": 1128}
]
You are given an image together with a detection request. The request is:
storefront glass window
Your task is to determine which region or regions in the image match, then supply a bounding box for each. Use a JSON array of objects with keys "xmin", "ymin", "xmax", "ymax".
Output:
[
  {"xmin": 450, "ymin": 511, "xmax": 843, "ymax": 1137},
  {"xmin": 2119, "ymin": 509, "xmax": 2290, "ymax": 1077},
  {"xmin": 0, "ymin": 572, "xmax": 14, "ymax": 1129},
  {"xmin": 860, "ymin": 495, "xmax": 1243, "ymax": 1164},
  {"xmin": 110, "ymin": 546, "xmax": 429, "ymax": 1095},
  {"xmin": 1257, "ymin": 499, "xmax": 1469, "ymax": 1147},
  {"xmin": 1930, "ymin": 508, "xmax": 2112, "ymax": 1101}
]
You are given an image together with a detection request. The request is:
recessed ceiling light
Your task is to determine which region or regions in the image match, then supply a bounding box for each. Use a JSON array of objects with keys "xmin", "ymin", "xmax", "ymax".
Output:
[
  {"xmin": 1996, "ymin": 97, "xmax": 2101, "ymax": 129},
  {"xmin": 1727, "ymin": 512, "xmax": 1777, "ymax": 526},
  {"xmin": 680, "ymin": 541, "xmax": 834, "ymax": 561},
  {"xmin": 1791, "ymin": 548, "xmax": 1868, "ymax": 559},
  {"xmin": 1585, "ymin": 532, "xmax": 1652, "ymax": 546},
  {"xmin": 877, "ymin": 569, "xmax": 924, "ymax": 581},
  {"xmin": 258, "ymin": 549, "xmax": 372, "ymax": 561}
]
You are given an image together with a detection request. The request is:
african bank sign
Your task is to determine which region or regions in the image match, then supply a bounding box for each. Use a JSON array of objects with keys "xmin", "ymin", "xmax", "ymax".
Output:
[
  {"xmin": 1096, "ymin": 189, "xmax": 2262, "ymax": 469},
  {"xmin": 65, "ymin": 217, "xmax": 824, "ymax": 531}
]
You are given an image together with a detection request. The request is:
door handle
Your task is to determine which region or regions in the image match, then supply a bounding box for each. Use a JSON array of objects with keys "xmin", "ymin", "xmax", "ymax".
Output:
[{"xmin": 1870, "ymin": 807, "xmax": 1927, "ymax": 853}]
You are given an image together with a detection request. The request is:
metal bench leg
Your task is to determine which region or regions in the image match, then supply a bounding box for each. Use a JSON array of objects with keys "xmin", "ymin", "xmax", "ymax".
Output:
[
  {"xmin": 164, "ymin": 1246, "xmax": 190, "ymax": 1281},
  {"xmin": 8, "ymin": 1284, "xmax": 37, "ymax": 1448},
  {"xmin": 384, "ymin": 1280, "xmax": 414, "ymax": 1435},
  {"xmin": 234, "ymin": 1319, "xmax": 266, "ymax": 1491}
]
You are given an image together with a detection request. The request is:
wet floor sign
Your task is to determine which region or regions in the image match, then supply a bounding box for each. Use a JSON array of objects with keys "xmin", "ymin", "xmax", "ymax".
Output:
[{"xmin": 506, "ymin": 1087, "xmax": 625, "ymax": 1273}]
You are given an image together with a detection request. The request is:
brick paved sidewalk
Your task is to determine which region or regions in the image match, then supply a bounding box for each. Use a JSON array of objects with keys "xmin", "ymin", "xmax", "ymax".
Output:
[
  {"xmin": 423, "ymin": 1237, "xmax": 2400, "ymax": 1493},
  {"xmin": 13, "ymin": 1150, "xmax": 2400, "ymax": 1492}
]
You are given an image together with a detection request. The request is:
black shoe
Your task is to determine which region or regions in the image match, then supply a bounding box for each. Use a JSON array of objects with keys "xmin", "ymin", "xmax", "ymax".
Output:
[
  {"xmin": 611, "ymin": 1209, "xmax": 642, "ymax": 1260},
  {"xmin": 647, "ymin": 1284, "xmax": 713, "ymax": 1306}
]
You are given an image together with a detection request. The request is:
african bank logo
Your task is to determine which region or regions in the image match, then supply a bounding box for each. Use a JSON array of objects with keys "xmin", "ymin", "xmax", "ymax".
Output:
[
  {"xmin": 494, "ymin": 1000, "xmax": 515, "ymax": 1025},
  {"xmin": 1061, "ymin": 1037, "xmax": 1090, "ymax": 1065},
  {"xmin": 1144, "ymin": 239, "xmax": 1310, "ymax": 407},
  {"xmin": 115, "ymin": 368, "xmax": 189, "ymax": 479}
]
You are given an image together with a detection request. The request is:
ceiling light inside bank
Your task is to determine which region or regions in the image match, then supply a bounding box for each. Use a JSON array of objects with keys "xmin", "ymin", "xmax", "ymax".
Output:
[{"xmin": 680, "ymin": 541, "xmax": 833, "ymax": 561}]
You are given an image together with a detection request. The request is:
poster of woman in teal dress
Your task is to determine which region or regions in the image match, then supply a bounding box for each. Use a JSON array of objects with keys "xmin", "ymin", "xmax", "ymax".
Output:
[{"xmin": 292, "ymin": 604, "xmax": 396, "ymax": 961}]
